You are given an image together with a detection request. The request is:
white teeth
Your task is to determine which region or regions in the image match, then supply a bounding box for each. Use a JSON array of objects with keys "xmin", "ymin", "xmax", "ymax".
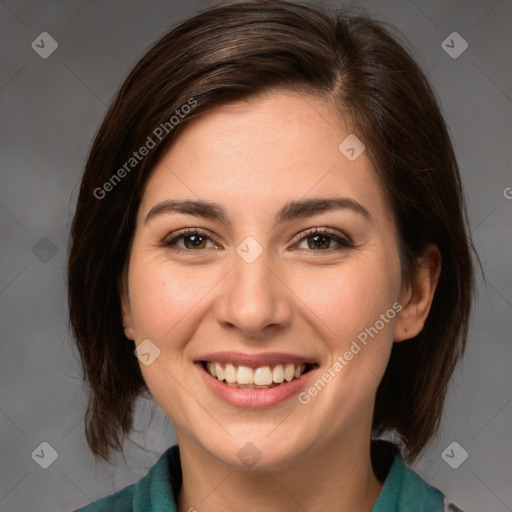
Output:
[
  {"xmin": 214, "ymin": 362, "xmax": 225, "ymax": 381},
  {"xmin": 254, "ymin": 366, "xmax": 273, "ymax": 386},
  {"xmin": 236, "ymin": 365, "xmax": 254, "ymax": 385},
  {"xmin": 205, "ymin": 361, "xmax": 308, "ymax": 386},
  {"xmin": 272, "ymin": 364, "xmax": 285, "ymax": 383},
  {"xmin": 284, "ymin": 363, "xmax": 295, "ymax": 382},
  {"xmin": 225, "ymin": 363, "xmax": 237, "ymax": 383}
]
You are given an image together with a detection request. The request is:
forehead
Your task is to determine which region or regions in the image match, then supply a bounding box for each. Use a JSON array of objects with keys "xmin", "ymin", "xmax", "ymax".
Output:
[{"xmin": 139, "ymin": 92, "xmax": 393, "ymax": 228}]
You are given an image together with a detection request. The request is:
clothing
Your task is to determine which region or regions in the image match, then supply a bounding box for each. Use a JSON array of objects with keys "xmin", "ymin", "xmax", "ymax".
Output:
[{"xmin": 72, "ymin": 442, "xmax": 465, "ymax": 512}]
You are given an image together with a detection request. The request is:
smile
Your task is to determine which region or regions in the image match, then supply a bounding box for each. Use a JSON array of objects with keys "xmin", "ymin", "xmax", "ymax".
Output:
[
  {"xmin": 203, "ymin": 361, "xmax": 311, "ymax": 389},
  {"xmin": 196, "ymin": 352, "xmax": 319, "ymax": 408}
]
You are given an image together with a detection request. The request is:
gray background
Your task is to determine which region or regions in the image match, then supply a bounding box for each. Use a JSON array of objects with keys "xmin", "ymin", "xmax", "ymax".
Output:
[{"xmin": 1, "ymin": 0, "xmax": 511, "ymax": 510}]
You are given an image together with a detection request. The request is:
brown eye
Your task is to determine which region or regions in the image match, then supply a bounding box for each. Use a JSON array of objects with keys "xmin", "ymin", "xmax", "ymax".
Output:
[
  {"xmin": 163, "ymin": 229, "xmax": 218, "ymax": 252},
  {"xmin": 294, "ymin": 228, "xmax": 354, "ymax": 251}
]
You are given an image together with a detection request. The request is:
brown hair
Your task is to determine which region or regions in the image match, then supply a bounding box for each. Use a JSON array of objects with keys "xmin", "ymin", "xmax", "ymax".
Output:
[{"xmin": 67, "ymin": 0, "xmax": 477, "ymax": 464}]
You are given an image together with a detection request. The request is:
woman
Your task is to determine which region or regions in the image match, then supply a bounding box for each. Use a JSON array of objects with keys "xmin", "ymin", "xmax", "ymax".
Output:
[{"xmin": 68, "ymin": 1, "xmax": 476, "ymax": 510}]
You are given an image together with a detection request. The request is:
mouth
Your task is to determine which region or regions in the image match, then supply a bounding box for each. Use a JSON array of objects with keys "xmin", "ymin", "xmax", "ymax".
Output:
[{"xmin": 195, "ymin": 352, "xmax": 319, "ymax": 408}]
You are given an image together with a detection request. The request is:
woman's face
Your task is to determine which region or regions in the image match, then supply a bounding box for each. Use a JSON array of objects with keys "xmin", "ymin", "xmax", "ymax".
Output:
[{"xmin": 121, "ymin": 91, "xmax": 407, "ymax": 469}]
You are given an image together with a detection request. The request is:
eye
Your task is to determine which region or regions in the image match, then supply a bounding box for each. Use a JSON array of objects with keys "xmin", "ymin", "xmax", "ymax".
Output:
[
  {"xmin": 162, "ymin": 227, "xmax": 354, "ymax": 254},
  {"xmin": 162, "ymin": 228, "xmax": 219, "ymax": 252},
  {"xmin": 292, "ymin": 227, "xmax": 354, "ymax": 252}
]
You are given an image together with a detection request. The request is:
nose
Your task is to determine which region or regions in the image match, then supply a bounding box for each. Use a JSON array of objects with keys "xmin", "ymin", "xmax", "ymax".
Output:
[{"xmin": 214, "ymin": 245, "xmax": 293, "ymax": 340}]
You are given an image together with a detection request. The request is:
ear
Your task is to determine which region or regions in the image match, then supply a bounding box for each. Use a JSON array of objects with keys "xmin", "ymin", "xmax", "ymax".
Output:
[
  {"xmin": 394, "ymin": 244, "xmax": 442, "ymax": 342},
  {"xmin": 119, "ymin": 270, "xmax": 135, "ymax": 340}
]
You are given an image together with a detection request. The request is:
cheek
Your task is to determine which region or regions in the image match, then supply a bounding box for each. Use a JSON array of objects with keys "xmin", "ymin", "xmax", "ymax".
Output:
[
  {"xmin": 294, "ymin": 253, "xmax": 401, "ymax": 409},
  {"xmin": 299, "ymin": 262, "xmax": 400, "ymax": 407},
  {"xmin": 127, "ymin": 256, "xmax": 211, "ymax": 340},
  {"xmin": 293, "ymin": 253, "xmax": 400, "ymax": 344}
]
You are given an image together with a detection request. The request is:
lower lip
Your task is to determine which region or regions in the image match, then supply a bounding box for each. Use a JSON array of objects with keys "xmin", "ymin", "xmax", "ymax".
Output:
[{"xmin": 197, "ymin": 363, "xmax": 316, "ymax": 408}]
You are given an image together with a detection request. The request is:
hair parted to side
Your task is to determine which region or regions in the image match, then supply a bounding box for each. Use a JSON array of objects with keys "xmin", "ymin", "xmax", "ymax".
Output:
[{"xmin": 67, "ymin": 0, "xmax": 477, "ymax": 464}]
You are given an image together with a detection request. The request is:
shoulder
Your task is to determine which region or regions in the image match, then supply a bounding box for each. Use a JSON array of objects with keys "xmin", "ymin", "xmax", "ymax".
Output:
[
  {"xmin": 388, "ymin": 457, "xmax": 466, "ymax": 512},
  {"xmin": 70, "ymin": 445, "xmax": 180, "ymax": 512},
  {"xmin": 72, "ymin": 484, "xmax": 136, "ymax": 512},
  {"xmin": 371, "ymin": 441, "xmax": 465, "ymax": 512}
]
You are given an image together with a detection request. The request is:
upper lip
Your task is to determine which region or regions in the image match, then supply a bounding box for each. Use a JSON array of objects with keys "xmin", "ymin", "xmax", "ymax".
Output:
[{"xmin": 196, "ymin": 351, "xmax": 319, "ymax": 368}]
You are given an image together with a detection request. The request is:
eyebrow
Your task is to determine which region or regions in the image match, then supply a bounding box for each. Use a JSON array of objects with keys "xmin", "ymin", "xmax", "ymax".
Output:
[{"xmin": 144, "ymin": 197, "xmax": 372, "ymax": 226}]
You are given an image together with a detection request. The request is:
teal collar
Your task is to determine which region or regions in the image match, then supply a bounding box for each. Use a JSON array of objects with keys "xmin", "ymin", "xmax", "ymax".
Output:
[
  {"xmin": 132, "ymin": 445, "xmax": 180, "ymax": 512},
  {"xmin": 371, "ymin": 452, "xmax": 446, "ymax": 511}
]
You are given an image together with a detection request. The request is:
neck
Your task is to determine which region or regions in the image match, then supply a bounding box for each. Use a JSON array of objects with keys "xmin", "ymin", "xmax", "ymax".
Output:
[{"xmin": 176, "ymin": 425, "xmax": 383, "ymax": 512}]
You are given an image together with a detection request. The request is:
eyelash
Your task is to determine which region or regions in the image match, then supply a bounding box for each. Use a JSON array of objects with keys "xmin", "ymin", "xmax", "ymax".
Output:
[{"xmin": 161, "ymin": 227, "xmax": 355, "ymax": 254}]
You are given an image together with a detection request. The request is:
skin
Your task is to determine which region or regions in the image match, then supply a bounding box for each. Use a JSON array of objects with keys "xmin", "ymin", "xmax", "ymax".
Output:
[{"xmin": 120, "ymin": 91, "xmax": 441, "ymax": 512}]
